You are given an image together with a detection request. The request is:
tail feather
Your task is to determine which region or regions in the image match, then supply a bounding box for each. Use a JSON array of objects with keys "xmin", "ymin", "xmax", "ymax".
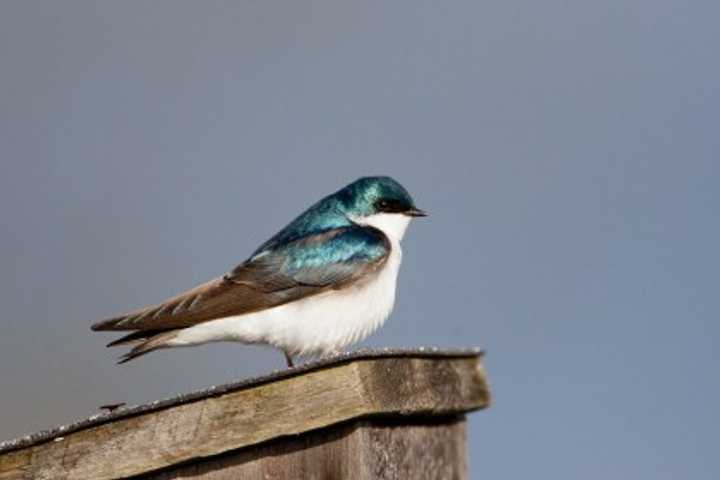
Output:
[
  {"xmin": 106, "ymin": 329, "xmax": 173, "ymax": 347},
  {"xmin": 116, "ymin": 330, "xmax": 180, "ymax": 364}
]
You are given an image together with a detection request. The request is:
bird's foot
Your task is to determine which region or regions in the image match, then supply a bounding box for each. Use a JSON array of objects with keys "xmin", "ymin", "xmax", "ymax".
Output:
[{"xmin": 283, "ymin": 351, "xmax": 294, "ymax": 368}]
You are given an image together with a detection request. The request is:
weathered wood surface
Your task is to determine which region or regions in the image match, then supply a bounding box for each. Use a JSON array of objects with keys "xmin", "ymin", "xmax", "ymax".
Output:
[
  {"xmin": 0, "ymin": 348, "xmax": 488, "ymax": 480},
  {"xmin": 140, "ymin": 417, "xmax": 467, "ymax": 480}
]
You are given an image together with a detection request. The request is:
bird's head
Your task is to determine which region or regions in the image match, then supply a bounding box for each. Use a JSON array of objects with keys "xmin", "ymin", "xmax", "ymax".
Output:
[{"xmin": 337, "ymin": 176, "xmax": 426, "ymax": 241}]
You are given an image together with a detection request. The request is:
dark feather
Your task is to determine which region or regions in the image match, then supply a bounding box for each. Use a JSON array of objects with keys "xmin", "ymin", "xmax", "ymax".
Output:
[
  {"xmin": 106, "ymin": 329, "xmax": 174, "ymax": 347},
  {"xmin": 116, "ymin": 330, "xmax": 181, "ymax": 363}
]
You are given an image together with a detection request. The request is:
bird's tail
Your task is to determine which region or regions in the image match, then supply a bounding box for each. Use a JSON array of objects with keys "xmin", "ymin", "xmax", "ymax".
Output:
[{"xmin": 116, "ymin": 330, "xmax": 181, "ymax": 364}]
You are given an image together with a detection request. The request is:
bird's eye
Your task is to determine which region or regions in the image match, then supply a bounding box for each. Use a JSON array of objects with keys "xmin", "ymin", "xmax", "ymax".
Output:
[{"xmin": 376, "ymin": 199, "xmax": 400, "ymax": 212}]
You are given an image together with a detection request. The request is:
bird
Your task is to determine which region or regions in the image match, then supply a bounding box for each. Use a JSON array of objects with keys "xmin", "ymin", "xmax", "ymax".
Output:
[{"xmin": 91, "ymin": 176, "xmax": 426, "ymax": 367}]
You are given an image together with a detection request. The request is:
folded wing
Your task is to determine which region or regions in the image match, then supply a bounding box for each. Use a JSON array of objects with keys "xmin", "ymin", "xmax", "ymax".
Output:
[{"xmin": 91, "ymin": 226, "xmax": 390, "ymax": 332}]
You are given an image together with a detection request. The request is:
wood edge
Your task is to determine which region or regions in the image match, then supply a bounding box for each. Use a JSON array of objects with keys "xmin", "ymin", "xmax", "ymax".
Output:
[
  {"xmin": 0, "ymin": 348, "xmax": 484, "ymax": 456},
  {"xmin": 0, "ymin": 355, "xmax": 489, "ymax": 479}
]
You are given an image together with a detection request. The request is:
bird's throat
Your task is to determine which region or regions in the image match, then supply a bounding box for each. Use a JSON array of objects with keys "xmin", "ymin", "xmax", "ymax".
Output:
[{"xmin": 350, "ymin": 213, "xmax": 411, "ymax": 243}]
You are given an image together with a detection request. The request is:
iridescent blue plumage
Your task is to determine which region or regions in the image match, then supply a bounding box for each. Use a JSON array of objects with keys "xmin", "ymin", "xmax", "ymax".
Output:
[
  {"xmin": 229, "ymin": 176, "xmax": 420, "ymax": 295},
  {"xmin": 227, "ymin": 225, "xmax": 389, "ymax": 298},
  {"xmin": 278, "ymin": 226, "xmax": 390, "ymax": 286},
  {"xmin": 233, "ymin": 176, "xmax": 419, "ymax": 292},
  {"xmin": 252, "ymin": 176, "xmax": 418, "ymax": 255}
]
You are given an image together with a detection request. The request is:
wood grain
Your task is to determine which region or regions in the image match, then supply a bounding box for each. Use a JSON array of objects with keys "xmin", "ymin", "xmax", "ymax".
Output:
[
  {"xmin": 0, "ymin": 353, "xmax": 489, "ymax": 480},
  {"xmin": 141, "ymin": 417, "xmax": 467, "ymax": 480}
]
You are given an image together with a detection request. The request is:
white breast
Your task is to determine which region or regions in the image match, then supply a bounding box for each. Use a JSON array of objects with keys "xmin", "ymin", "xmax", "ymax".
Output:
[{"xmin": 171, "ymin": 213, "xmax": 411, "ymax": 358}]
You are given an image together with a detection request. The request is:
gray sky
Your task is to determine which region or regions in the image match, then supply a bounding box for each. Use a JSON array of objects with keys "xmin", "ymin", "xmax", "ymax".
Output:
[{"xmin": 1, "ymin": 1, "xmax": 719, "ymax": 478}]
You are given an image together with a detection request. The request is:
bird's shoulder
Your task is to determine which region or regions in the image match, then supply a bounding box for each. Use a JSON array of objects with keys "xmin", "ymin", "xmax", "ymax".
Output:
[{"xmin": 229, "ymin": 224, "xmax": 391, "ymax": 288}]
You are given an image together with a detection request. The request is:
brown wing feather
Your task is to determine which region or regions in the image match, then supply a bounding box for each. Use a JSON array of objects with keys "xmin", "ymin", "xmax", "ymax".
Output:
[{"xmin": 91, "ymin": 276, "xmax": 321, "ymax": 331}]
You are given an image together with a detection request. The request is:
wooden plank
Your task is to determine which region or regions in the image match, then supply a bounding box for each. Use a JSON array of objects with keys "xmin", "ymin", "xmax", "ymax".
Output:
[
  {"xmin": 139, "ymin": 416, "xmax": 467, "ymax": 480},
  {"xmin": 0, "ymin": 350, "xmax": 488, "ymax": 480}
]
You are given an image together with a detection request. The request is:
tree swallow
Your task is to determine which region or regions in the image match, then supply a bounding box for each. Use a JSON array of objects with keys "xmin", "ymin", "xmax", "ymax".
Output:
[{"xmin": 92, "ymin": 176, "xmax": 426, "ymax": 367}]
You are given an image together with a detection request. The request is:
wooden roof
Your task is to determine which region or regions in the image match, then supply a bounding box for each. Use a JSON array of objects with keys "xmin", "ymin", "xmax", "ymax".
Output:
[{"xmin": 0, "ymin": 348, "xmax": 489, "ymax": 479}]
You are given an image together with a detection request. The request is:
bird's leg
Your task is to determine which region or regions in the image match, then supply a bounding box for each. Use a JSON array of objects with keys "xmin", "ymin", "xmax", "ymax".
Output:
[{"xmin": 283, "ymin": 351, "xmax": 294, "ymax": 368}]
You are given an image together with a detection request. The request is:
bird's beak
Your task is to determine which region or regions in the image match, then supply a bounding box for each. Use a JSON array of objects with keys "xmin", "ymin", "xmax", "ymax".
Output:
[{"xmin": 405, "ymin": 208, "xmax": 428, "ymax": 217}]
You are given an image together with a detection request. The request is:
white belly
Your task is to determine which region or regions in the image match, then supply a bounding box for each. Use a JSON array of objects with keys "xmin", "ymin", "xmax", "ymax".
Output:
[{"xmin": 171, "ymin": 243, "xmax": 403, "ymax": 357}]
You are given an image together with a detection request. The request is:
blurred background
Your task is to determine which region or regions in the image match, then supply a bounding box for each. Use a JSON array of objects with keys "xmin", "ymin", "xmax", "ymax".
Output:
[{"xmin": 1, "ymin": 1, "xmax": 718, "ymax": 478}]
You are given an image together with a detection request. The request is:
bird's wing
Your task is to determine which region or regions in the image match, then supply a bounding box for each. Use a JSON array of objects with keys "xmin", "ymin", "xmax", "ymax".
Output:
[{"xmin": 91, "ymin": 226, "xmax": 390, "ymax": 331}]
